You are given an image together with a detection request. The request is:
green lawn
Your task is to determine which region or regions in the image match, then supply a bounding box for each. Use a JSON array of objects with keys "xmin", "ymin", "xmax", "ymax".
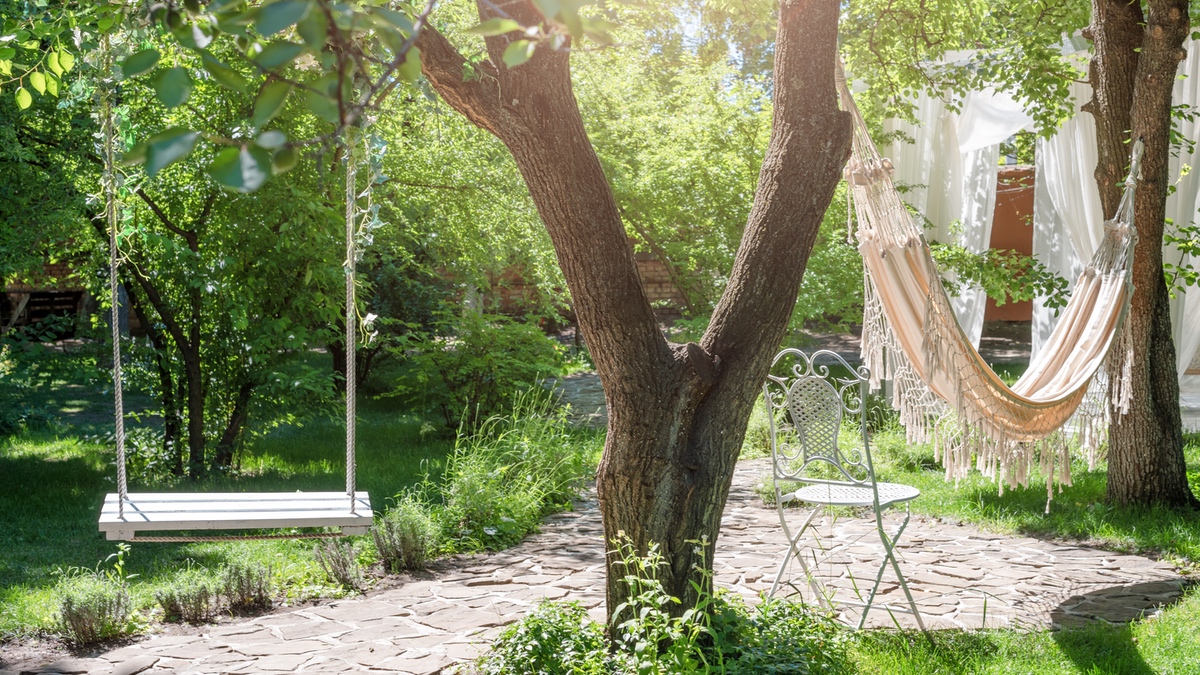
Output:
[
  {"xmin": 847, "ymin": 585, "xmax": 1200, "ymax": 674},
  {"xmin": 868, "ymin": 428, "xmax": 1200, "ymax": 572},
  {"xmin": 0, "ymin": 396, "xmax": 453, "ymax": 639}
]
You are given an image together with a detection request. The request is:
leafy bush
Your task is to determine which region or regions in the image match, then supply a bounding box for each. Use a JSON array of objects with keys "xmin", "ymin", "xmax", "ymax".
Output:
[
  {"xmin": 314, "ymin": 540, "xmax": 366, "ymax": 591},
  {"xmin": 392, "ymin": 312, "xmax": 563, "ymax": 428},
  {"xmin": 221, "ymin": 561, "xmax": 273, "ymax": 611},
  {"xmin": 56, "ymin": 574, "xmax": 134, "ymax": 644},
  {"xmin": 740, "ymin": 395, "xmax": 773, "ymax": 460},
  {"xmin": 437, "ymin": 390, "xmax": 599, "ymax": 552},
  {"xmin": 155, "ymin": 569, "xmax": 219, "ymax": 623},
  {"xmin": 474, "ymin": 537, "xmax": 849, "ymax": 674},
  {"xmin": 478, "ymin": 602, "xmax": 610, "ymax": 675},
  {"xmin": 372, "ymin": 496, "xmax": 438, "ymax": 573}
]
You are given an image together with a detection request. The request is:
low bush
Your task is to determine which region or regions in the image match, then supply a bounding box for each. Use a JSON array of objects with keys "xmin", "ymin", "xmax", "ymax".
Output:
[
  {"xmin": 391, "ymin": 312, "xmax": 563, "ymax": 429},
  {"xmin": 56, "ymin": 574, "xmax": 134, "ymax": 644},
  {"xmin": 438, "ymin": 390, "xmax": 598, "ymax": 552},
  {"xmin": 372, "ymin": 496, "xmax": 438, "ymax": 573},
  {"xmin": 474, "ymin": 536, "xmax": 849, "ymax": 674},
  {"xmin": 155, "ymin": 569, "xmax": 219, "ymax": 623},
  {"xmin": 478, "ymin": 601, "xmax": 610, "ymax": 675},
  {"xmin": 221, "ymin": 561, "xmax": 273, "ymax": 612},
  {"xmin": 314, "ymin": 540, "xmax": 366, "ymax": 591}
]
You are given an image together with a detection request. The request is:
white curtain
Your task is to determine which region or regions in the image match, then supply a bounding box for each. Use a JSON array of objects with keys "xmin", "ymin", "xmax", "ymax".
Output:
[
  {"xmin": 886, "ymin": 89, "xmax": 1032, "ymax": 347},
  {"xmin": 1033, "ymin": 40, "xmax": 1200, "ymax": 395},
  {"xmin": 1032, "ymin": 80, "xmax": 1106, "ymax": 356}
]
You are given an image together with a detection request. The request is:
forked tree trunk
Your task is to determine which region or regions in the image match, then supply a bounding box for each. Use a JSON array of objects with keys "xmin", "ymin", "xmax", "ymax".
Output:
[
  {"xmin": 418, "ymin": 0, "xmax": 850, "ymax": 618},
  {"xmin": 1089, "ymin": 0, "xmax": 1199, "ymax": 508}
]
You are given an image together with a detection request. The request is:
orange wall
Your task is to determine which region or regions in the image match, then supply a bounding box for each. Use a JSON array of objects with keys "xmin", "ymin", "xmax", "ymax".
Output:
[{"xmin": 985, "ymin": 166, "xmax": 1035, "ymax": 322}]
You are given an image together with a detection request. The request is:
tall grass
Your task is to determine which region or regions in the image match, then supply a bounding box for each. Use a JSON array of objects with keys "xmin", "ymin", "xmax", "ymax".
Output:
[{"xmin": 385, "ymin": 388, "xmax": 603, "ymax": 556}]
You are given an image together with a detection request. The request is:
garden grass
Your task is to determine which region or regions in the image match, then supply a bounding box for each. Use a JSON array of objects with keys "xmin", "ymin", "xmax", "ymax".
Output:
[
  {"xmin": 848, "ymin": 585, "xmax": 1200, "ymax": 674},
  {"xmin": 0, "ymin": 396, "xmax": 452, "ymax": 639},
  {"xmin": 868, "ymin": 429, "xmax": 1200, "ymax": 571}
]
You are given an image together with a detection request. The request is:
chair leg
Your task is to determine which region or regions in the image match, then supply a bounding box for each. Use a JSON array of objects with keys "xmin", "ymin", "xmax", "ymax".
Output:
[
  {"xmin": 858, "ymin": 505, "xmax": 926, "ymax": 631},
  {"xmin": 770, "ymin": 501, "xmax": 823, "ymax": 599}
]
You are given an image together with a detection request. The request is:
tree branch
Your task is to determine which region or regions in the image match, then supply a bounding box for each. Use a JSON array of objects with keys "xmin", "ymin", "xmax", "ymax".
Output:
[
  {"xmin": 415, "ymin": 24, "xmax": 511, "ymax": 136},
  {"xmin": 135, "ymin": 188, "xmax": 198, "ymax": 250}
]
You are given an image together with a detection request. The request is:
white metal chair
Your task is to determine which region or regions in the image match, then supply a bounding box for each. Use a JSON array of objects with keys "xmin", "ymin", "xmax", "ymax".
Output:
[{"xmin": 763, "ymin": 348, "xmax": 925, "ymax": 631}]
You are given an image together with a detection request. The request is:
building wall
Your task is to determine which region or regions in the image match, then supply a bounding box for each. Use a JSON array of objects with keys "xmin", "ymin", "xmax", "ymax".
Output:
[{"xmin": 984, "ymin": 166, "xmax": 1035, "ymax": 322}]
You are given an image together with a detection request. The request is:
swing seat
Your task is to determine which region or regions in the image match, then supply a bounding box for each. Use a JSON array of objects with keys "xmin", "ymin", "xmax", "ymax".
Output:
[{"xmin": 99, "ymin": 491, "xmax": 372, "ymax": 541}]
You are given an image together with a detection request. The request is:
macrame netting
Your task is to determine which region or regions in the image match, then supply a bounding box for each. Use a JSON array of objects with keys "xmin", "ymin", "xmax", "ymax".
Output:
[{"xmin": 836, "ymin": 73, "xmax": 1139, "ymax": 505}]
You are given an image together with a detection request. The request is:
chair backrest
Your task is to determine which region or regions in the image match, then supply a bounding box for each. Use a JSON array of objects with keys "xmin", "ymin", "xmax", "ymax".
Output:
[{"xmin": 762, "ymin": 348, "xmax": 875, "ymax": 486}]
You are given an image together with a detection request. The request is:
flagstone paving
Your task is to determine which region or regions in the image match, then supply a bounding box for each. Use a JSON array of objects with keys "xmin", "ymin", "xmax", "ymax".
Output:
[{"xmin": 8, "ymin": 458, "xmax": 1189, "ymax": 675}]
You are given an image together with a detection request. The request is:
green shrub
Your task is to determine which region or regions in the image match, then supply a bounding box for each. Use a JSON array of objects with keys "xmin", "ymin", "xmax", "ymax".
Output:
[
  {"xmin": 373, "ymin": 496, "xmax": 438, "ymax": 573},
  {"xmin": 56, "ymin": 574, "xmax": 134, "ymax": 644},
  {"xmin": 221, "ymin": 561, "xmax": 273, "ymax": 611},
  {"xmin": 155, "ymin": 569, "xmax": 219, "ymax": 623},
  {"xmin": 314, "ymin": 540, "xmax": 366, "ymax": 591},
  {"xmin": 722, "ymin": 597, "xmax": 849, "ymax": 674},
  {"xmin": 477, "ymin": 601, "xmax": 611, "ymax": 675},
  {"xmin": 392, "ymin": 312, "xmax": 563, "ymax": 429},
  {"xmin": 740, "ymin": 394, "xmax": 773, "ymax": 460},
  {"xmin": 437, "ymin": 390, "xmax": 599, "ymax": 551},
  {"xmin": 475, "ymin": 537, "xmax": 850, "ymax": 674}
]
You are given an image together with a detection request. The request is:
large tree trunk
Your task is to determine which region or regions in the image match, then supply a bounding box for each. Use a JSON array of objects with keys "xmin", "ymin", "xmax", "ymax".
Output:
[
  {"xmin": 1089, "ymin": 0, "xmax": 1198, "ymax": 508},
  {"xmin": 418, "ymin": 0, "xmax": 850, "ymax": 618}
]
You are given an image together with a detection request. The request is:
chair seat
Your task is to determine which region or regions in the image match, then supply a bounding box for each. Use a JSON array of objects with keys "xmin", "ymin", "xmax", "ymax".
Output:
[{"xmin": 786, "ymin": 481, "xmax": 920, "ymax": 507}]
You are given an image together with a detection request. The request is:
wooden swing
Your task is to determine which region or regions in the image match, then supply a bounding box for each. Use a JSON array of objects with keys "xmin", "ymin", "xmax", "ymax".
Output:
[{"xmin": 96, "ymin": 57, "xmax": 372, "ymax": 542}]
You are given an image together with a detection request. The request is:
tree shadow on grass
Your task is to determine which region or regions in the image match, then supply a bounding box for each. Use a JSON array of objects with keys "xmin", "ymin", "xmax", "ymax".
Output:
[{"xmin": 1049, "ymin": 580, "xmax": 1191, "ymax": 675}]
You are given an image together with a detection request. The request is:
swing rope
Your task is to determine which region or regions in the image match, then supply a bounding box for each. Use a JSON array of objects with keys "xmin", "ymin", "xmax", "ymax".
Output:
[
  {"xmin": 344, "ymin": 129, "xmax": 358, "ymax": 513},
  {"xmin": 100, "ymin": 35, "xmax": 128, "ymax": 519},
  {"xmin": 99, "ymin": 45, "xmax": 368, "ymax": 539}
]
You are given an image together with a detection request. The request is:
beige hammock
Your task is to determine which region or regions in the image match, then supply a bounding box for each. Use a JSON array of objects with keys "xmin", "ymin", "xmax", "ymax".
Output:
[{"xmin": 836, "ymin": 73, "xmax": 1140, "ymax": 500}]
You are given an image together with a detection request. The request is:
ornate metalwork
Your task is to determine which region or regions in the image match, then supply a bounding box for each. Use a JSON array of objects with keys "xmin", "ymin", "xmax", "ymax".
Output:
[{"xmin": 763, "ymin": 349, "xmax": 873, "ymax": 484}]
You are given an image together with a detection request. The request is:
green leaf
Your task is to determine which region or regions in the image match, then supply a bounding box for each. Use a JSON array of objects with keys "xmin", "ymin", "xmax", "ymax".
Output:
[
  {"xmin": 44, "ymin": 72, "xmax": 58, "ymax": 97},
  {"xmin": 466, "ymin": 18, "xmax": 521, "ymax": 37},
  {"xmin": 255, "ymin": 130, "xmax": 287, "ymax": 149},
  {"xmin": 154, "ymin": 67, "xmax": 192, "ymax": 108},
  {"xmin": 146, "ymin": 127, "xmax": 199, "ymax": 176},
  {"xmin": 201, "ymin": 51, "xmax": 249, "ymax": 93},
  {"xmin": 502, "ymin": 40, "xmax": 535, "ymax": 68},
  {"xmin": 46, "ymin": 50, "xmax": 62, "ymax": 75},
  {"xmin": 29, "ymin": 70, "xmax": 45, "ymax": 94},
  {"xmin": 209, "ymin": 146, "xmax": 272, "ymax": 192},
  {"xmin": 58, "ymin": 50, "xmax": 74, "ymax": 72},
  {"xmin": 121, "ymin": 142, "xmax": 148, "ymax": 166},
  {"xmin": 398, "ymin": 46, "xmax": 421, "ymax": 82},
  {"xmin": 121, "ymin": 49, "xmax": 161, "ymax": 78},
  {"xmin": 372, "ymin": 8, "xmax": 413, "ymax": 33},
  {"xmin": 0, "ymin": 61, "xmax": 11, "ymax": 77},
  {"xmin": 303, "ymin": 74, "xmax": 339, "ymax": 123},
  {"xmin": 0, "ymin": 48, "xmax": 14, "ymax": 60},
  {"xmin": 296, "ymin": 9, "xmax": 327, "ymax": 50},
  {"xmin": 252, "ymin": 80, "xmax": 292, "ymax": 127},
  {"xmin": 255, "ymin": 0, "xmax": 312, "ymax": 37},
  {"xmin": 271, "ymin": 145, "xmax": 298, "ymax": 173},
  {"xmin": 531, "ymin": 0, "xmax": 561, "ymax": 19},
  {"xmin": 254, "ymin": 41, "xmax": 305, "ymax": 69},
  {"xmin": 14, "ymin": 86, "xmax": 31, "ymax": 109}
]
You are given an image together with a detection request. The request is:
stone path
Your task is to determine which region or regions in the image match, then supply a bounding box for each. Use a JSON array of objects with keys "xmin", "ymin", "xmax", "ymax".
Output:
[{"xmin": 9, "ymin": 459, "xmax": 1188, "ymax": 675}]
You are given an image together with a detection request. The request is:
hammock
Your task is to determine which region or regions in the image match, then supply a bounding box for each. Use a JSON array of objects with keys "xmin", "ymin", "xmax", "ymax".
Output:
[{"xmin": 835, "ymin": 72, "xmax": 1140, "ymax": 501}]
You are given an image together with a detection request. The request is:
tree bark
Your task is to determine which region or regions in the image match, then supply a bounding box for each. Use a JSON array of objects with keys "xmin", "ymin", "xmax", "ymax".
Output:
[
  {"xmin": 122, "ymin": 281, "xmax": 184, "ymax": 476},
  {"xmin": 214, "ymin": 381, "xmax": 255, "ymax": 469},
  {"xmin": 418, "ymin": 0, "xmax": 850, "ymax": 619},
  {"xmin": 1089, "ymin": 0, "xmax": 1199, "ymax": 508}
]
